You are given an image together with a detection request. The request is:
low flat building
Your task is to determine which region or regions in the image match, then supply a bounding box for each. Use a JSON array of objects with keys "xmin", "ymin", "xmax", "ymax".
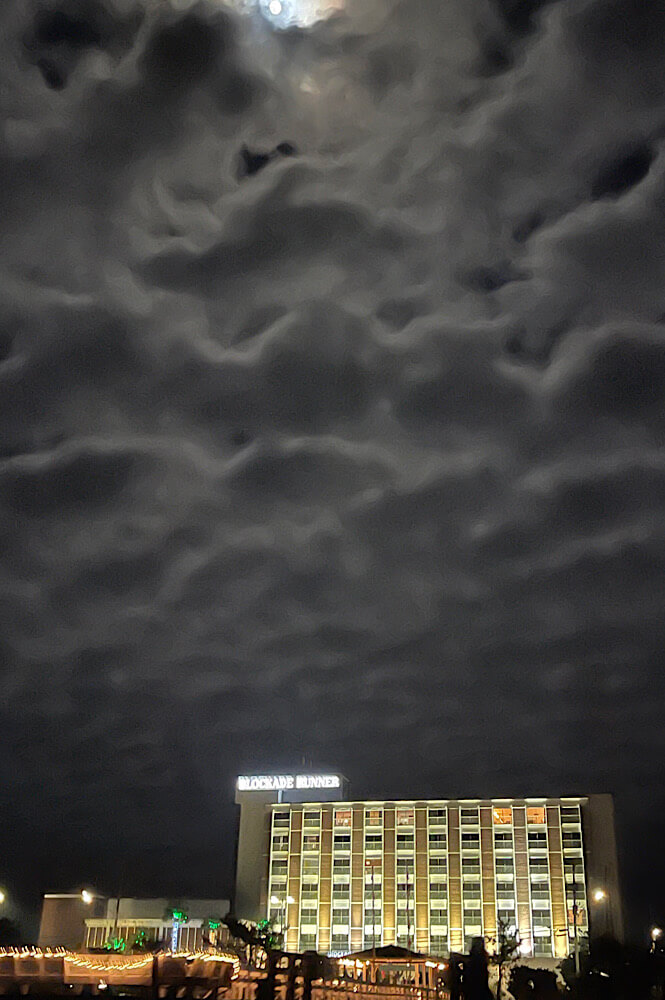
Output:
[
  {"xmin": 234, "ymin": 774, "xmax": 623, "ymax": 959},
  {"xmin": 83, "ymin": 897, "xmax": 230, "ymax": 952},
  {"xmin": 38, "ymin": 895, "xmax": 229, "ymax": 951}
]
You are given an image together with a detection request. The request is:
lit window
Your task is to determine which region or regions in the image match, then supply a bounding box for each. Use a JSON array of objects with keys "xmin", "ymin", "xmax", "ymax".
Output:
[
  {"xmin": 527, "ymin": 807, "xmax": 546, "ymax": 825},
  {"xmin": 396, "ymin": 808, "xmax": 414, "ymax": 826},
  {"xmin": 493, "ymin": 808, "xmax": 512, "ymax": 825},
  {"xmin": 365, "ymin": 809, "xmax": 382, "ymax": 827},
  {"xmin": 334, "ymin": 809, "xmax": 352, "ymax": 828}
]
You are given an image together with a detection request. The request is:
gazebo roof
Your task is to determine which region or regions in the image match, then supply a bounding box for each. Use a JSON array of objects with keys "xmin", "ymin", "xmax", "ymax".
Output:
[{"xmin": 340, "ymin": 945, "xmax": 425, "ymax": 963}]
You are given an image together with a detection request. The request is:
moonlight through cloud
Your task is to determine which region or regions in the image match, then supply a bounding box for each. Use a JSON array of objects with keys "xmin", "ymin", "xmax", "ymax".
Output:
[{"xmin": 0, "ymin": 0, "xmax": 664, "ymax": 947}]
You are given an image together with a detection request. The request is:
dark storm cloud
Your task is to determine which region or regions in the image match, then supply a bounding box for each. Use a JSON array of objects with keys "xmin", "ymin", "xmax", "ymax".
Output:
[{"xmin": 1, "ymin": 0, "xmax": 665, "ymax": 933}]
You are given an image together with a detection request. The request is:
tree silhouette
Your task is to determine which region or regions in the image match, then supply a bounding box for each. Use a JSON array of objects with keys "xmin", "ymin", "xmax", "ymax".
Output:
[
  {"xmin": 507, "ymin": 966, "xmax": 558, "ymax": 1000},
  {"xmin": 492, "ymin": 918, "xmax": 520, "ymax": 999},
  {"xmin": 559, "ymin": 935, "xmax": 658, "ymax": 1000},
  {"xmin": 463, "ymin": 937, "xmax": 493, "ymax": 1000}
]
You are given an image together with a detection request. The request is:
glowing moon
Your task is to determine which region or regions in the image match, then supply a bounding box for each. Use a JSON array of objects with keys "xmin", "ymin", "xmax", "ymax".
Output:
[{"xmin": 253, "ymin": 0, "xmax": 345, "ymax": 28}]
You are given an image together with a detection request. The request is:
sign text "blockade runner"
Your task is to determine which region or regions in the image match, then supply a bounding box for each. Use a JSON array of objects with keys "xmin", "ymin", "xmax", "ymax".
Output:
[{"xmin": 237, "ymin": 774, "xmax": 341, "ymax": 792}]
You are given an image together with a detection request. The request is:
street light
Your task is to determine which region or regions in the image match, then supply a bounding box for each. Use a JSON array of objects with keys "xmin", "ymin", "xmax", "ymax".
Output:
[
  {"xmin": 593, "ymin": 889, "xmax": 607, "ymax": 903},
  {"xmin": 81, "ymin": 890, "xmax": 94, "ymax": 905},
  {"xmin": 0, "ymin": 891, "xmax": 5, "ymax": 905},
  {"xmin": 651, "ymin": 927, "xmax": 662, "ymax": 953}
]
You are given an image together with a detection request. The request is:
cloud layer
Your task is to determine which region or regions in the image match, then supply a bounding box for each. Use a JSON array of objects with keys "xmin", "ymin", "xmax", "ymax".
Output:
[{"xmin": 1, "ymin": 0, "xmax": 664, "ymax": 933}]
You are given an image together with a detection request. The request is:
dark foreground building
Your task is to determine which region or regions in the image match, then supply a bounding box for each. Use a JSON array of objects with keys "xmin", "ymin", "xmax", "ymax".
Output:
[{"xmin": 234, "ymin": 774, "xmax": 622, "ymax": 958}]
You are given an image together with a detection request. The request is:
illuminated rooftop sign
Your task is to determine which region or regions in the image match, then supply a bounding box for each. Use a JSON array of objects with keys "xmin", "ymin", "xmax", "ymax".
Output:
[{"xmin": 237, "ymin": 774, "xmax": 341, "ymax": 792}]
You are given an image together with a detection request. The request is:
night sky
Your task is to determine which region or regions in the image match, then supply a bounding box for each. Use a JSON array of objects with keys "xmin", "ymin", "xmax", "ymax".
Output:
[{"xmin": 1, "ymin": 0, "xmax": 664, "ymax": 943}]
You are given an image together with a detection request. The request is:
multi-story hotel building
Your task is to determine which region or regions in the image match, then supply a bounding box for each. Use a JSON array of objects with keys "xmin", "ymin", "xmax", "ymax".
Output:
[{"xmin": 234, "ymin": 775, "xmax": 622, "ymax": 959}]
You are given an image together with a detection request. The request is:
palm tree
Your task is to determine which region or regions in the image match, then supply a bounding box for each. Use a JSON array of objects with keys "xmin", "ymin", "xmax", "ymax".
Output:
[{"xmin": 492, "ymin": 918, "xmax": 520, "ymax": 999}]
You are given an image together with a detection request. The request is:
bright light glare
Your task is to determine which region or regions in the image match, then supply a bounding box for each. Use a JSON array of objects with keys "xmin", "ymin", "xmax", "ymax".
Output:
[
  {"xmin": 593, "ymin": 889, "xmax": 607, "ymax": 902},
  {"xmin": 0, "ymin": 891, "xmax": 5, "ymax": 905},
  {"xmin": 81, "ymin": 890, "xmax": 94, "ymax": 905},
  {"xmin": 255, "ymin": 0, "xmax": 345, "ymax": 28},
  {"xmin": 286, "ymin": 895, "xmax": 295, "ymax": 904},
  {"xmin": 270, "ymin": 895, "xmax": 280, "ymax": 905},
  {"xmin": 652, "ymin": 927, "xmax": 663, "ymax": 940}
]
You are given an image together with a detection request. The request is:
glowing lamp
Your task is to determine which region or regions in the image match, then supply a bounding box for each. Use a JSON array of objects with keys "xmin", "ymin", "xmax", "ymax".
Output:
[{"xmin": 81, "ymin": 890, "xmax": 94, "ymax": 905}]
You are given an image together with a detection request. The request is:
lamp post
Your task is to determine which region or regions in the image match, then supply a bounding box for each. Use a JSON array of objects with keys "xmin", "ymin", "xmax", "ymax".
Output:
[
  {"xmin": 571, "ymin": 880, "xmax": 581, "ymax": 976},
  {"xmin": 365, "ymin": 858, "xmax": 381, "ymax": 966},
  {"xmin": 651, "ymin": 927, "xmax": 663, "ymax": 953},
  {"xmin": 0, "ymin": 891, "xmax": 5, "ymax": 906},
  {"xmin": 592, "ymin": 889, "xmax": 609, "ymax": 938}
]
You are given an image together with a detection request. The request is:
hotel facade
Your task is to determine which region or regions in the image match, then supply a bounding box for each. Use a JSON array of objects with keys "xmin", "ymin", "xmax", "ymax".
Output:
[{"xmin": 234, "ymin": 776, "xmax": 622, "ymax": 959}]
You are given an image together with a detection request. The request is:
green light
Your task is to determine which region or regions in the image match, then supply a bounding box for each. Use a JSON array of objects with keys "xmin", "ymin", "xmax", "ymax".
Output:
[{"xmin": 104, "ymin": 937, "xmax": 126, "ymax": 953}]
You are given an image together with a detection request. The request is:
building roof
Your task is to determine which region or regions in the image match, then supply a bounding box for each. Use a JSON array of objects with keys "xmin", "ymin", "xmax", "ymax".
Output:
[{"xmin": 341, "ymin": 945, "xmax": 425, "ymax": 962}]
